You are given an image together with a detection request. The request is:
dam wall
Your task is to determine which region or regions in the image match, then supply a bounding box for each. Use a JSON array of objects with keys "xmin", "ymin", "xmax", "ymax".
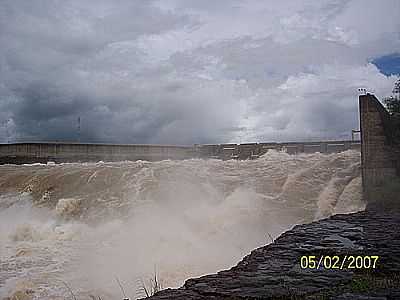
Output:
[
  {"xmin": 195, "ymin": 140, "xmax": 360, "ymax": 159},
  {"xmin": 359, "ymin": 93, "xmax": 400, "ymax": 205},
  {"xmin": 0, "ymin": 140, "xmax": 360, "ymax": 164},
  {"xmin": 0, "ymin": 143, "xmax": 195, "ymax": 164}
]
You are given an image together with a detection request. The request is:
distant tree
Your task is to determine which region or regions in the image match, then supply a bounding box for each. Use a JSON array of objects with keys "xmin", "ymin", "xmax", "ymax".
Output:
[
  {"xmin": 394, "ymin": 78, "xmax": 400, "ymax": 94},
  {"xmin": 383, "ymin": 78, "xmax": 400, "ymax": 142},
  {"xmin": 383, "ymin": 78, "xmax": 400, "ymax": 115},
  {"xmin": 384, "ymin": 95, "xmax": 400, "ymax": 116}
]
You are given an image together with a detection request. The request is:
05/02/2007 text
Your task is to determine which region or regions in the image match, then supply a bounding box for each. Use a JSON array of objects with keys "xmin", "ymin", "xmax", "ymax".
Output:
[{"xmin": 300, "ymin": 255, "xmax": 379, "ymax": 270}]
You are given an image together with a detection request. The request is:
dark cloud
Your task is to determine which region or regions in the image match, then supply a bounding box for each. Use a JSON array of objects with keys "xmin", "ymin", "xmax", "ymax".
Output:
[{"xmin": 0, "ymin": 0, "xmax": 399, "ymax": 144}]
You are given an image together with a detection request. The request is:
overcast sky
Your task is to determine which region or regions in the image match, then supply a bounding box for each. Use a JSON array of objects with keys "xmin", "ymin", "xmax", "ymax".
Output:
[{"xmin": 0, "ymin": 0, "xmax": 399, "ymax": 144}]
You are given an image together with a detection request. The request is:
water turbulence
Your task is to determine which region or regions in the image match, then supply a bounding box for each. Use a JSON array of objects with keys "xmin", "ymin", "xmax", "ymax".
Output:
[{"xmin": 0, "ymin": 150, "xmax": 364, "ymax": 299}]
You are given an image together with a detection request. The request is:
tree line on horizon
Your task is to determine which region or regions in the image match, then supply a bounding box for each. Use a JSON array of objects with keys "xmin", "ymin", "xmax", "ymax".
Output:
[{"xmin": 383, "ymin": 78, "xmax": 400, "ymax": 142}]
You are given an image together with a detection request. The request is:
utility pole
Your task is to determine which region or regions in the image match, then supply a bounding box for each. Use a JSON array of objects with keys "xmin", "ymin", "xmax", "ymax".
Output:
[
  {"xmin": 4, "ymin": 119, "xmax": 10, "ymax": 144},
  {"xmin": 77, "ymin": 116, "xmax": 81, "ymax": 143}
]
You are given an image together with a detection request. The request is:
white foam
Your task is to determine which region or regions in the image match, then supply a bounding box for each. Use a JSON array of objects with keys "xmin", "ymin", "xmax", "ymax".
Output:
[{"xmin": 0, "ymin": 150, "xmax": 362, "ymax": 299}]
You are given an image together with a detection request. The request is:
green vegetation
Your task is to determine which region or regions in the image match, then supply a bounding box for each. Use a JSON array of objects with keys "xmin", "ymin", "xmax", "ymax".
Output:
[
  {"xmin": 384, "ymin": 96, "xmax": 400, "ymax": 115},
  {"xmin": 383, "ymin": 78, "xmax": 400, "ymax": 142},
  {"xmin": 267, "ymin": 272, "xmax": 400, "ymax": 300},
  {"xmin": 384, "ymin": 78, "xmax": 400, "ymax": 114},
  {"xmin": 350, "ymin": 272, "xmax": 400, "ymax": 293}
]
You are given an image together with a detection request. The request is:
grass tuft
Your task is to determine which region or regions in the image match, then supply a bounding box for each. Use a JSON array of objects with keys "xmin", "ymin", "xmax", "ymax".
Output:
[{"xmin": 140, "ymin": 268, "xmax": 163, "ymax": 298}]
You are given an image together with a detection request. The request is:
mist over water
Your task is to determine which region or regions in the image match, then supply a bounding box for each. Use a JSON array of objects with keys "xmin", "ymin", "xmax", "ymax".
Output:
[{"xmin": 0, "ymin": 150, "xmax": 364, "ymax": 299}]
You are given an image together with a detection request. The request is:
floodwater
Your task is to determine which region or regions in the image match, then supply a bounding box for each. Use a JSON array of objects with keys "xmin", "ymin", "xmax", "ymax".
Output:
[{"xmin": 0, "ymin": 150, "xmax": 364, "ymax": 299}]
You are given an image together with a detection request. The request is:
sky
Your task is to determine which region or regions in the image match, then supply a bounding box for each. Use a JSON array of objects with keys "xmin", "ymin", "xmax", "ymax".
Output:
[{"xmin": 0, "ymin": 0, "xmax": 399, "ymax": 145}]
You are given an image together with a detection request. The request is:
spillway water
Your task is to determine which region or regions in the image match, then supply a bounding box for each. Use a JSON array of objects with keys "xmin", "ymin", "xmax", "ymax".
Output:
[{"xmin": 0, "ymin": 150, "xmax": 364, "ymax": 299}]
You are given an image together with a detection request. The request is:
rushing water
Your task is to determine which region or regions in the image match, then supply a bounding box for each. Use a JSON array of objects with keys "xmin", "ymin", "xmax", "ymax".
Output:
[{"xmin": 0, "ymin": 150, "xmax": 364, "ymax": 299}]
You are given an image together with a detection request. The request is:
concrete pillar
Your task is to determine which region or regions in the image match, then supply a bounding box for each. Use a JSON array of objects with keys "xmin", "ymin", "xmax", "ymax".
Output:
[{"xmin": 359, "ymin": 93, "xmax": 399, "ymax": 206}]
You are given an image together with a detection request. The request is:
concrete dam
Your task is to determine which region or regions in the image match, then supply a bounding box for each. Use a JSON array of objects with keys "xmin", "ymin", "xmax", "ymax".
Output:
[
  {"xmin": 3, "ymin": 94, "xmax": 399, "ymax": 299},
  {"xmin": 3, "ymin": 93, "xmax": 399, "ymax": 207},
  {"xmin": 0, "ymin": 140, "xmax": 361, "ymax": 164},
  {"xmin": 0, "ymin": 142, "xmax": 364, "ymax": 299}
]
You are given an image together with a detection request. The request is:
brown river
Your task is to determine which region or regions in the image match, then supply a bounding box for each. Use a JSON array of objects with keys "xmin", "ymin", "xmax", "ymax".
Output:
[{"xmin": 0, "ymin": 150, "xmax": 364, "ymax": 299}]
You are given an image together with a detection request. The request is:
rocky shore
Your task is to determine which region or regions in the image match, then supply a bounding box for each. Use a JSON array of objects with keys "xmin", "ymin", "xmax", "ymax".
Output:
[{"xmin": 147, "ymin": 211, "xmax": 400, "ymax": 299}]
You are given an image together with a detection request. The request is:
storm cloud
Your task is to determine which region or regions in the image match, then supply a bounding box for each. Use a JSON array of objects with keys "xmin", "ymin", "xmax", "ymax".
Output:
[{"xmin": 0, "ymin": 0, "xmax": 399, "ymax": 144}]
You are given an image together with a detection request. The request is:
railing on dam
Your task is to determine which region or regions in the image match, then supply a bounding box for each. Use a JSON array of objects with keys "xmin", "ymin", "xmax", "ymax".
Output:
[{"xmin": 0, "ymin": 140, "xmax": 361, "ymax": 164}]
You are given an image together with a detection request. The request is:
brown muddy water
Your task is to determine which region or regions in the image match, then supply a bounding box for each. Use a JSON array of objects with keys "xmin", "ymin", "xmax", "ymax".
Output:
[{"xmin": 0, "ymin": 150, "xmax": 364, "ymax": 299}]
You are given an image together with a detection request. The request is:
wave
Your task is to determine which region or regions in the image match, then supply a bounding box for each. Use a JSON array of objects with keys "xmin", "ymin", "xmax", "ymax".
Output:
[{"xmin": 0, "ymin": 150, "xmax": 363, "ymax": 299}]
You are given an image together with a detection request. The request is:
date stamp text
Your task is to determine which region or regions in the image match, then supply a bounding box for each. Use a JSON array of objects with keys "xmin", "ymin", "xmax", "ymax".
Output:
[{"xmin": 300, "ymin": 255, "xmax": 380, "ymax": 270}]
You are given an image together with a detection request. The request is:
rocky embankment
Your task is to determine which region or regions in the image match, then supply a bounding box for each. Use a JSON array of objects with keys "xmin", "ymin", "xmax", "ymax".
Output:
[{"xmin": 148, "ymin": 211, "xmax": 400, "ymax": 299}]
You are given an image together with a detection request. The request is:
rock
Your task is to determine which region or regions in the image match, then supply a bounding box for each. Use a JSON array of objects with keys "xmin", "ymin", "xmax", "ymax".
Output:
[{"xmin": 146, "ymin": 211, "xmax": 400, "ymax": 299}]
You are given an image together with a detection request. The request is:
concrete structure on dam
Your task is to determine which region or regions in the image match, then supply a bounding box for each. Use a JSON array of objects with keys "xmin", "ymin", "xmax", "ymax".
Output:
[
  {"xmin": 359, "ymin": 93, "xmax": 400, "ymax": 205},
  {"xmin": 0, "ymin": 143, "xmax": 195, "ymax": 164},
  {"xmin": 195, "ymin": 140, "xmax": 360, "ymax": 159},
  {"xmin": 0, "ymin": 140, "xmax": 361, "ymax": 164}
]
